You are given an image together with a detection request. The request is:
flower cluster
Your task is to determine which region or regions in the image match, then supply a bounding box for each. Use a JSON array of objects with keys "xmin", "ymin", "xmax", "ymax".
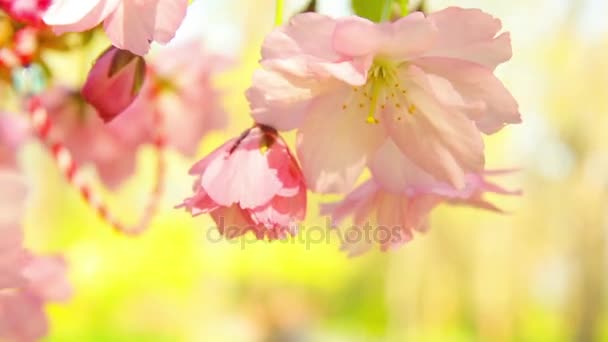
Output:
[
  {"xmin": 0, "ymin": 2, "xmax": 524, "ymax": 338},
  {"xmin": 2, "ymin": 2, "xmax": 521, "ymax": 247},
  {"xmin": 178, "ymin": 8, "xmax": 521, "ymax": 249}
]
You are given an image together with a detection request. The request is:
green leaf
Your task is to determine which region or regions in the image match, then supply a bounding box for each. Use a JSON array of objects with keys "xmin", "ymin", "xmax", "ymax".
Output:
[
  {"xmin": 132, "ymin": 57, "xmax": 147, "ymax": 95},
  {"xmin": 351, "ymin": 0, "xmax": 393, "ymax": 22},
  {"xmin": 108, "ymin": 48, "xmax": 138, "ymax": 78}
]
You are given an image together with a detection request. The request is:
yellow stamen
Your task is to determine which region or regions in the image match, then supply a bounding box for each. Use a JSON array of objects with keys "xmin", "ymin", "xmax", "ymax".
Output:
[
  {"xmin": 408, "ymin": 104, "xmax": 416, "ymax": 115},
  {"xmin": 347, "ymin": 58, "xmax": 413, "ymax": 124},
  {"xmin": 366, "ymin": 80, "xmax": 381, "ymax": 124}
]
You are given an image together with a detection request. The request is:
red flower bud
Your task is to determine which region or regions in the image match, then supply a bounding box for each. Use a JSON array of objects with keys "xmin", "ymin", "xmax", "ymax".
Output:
[{"xmin": 82, "ymin": 46, "xmax": 146, "ymax": 123}]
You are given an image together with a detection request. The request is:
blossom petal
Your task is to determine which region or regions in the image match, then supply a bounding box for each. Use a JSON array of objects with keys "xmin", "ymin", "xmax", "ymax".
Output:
[
  {"xmin": 150, "ymin": 0, "xmax": 188, "ymax": 43},
  {"xmin": 210, "ymin": 205, "xmax": 256, "ymax": 239},
  {"xmin": 44, "ymin": 0, "xmax": 120, "ymax": 34},
  {"xmin": 320, "ymin": 180, "xmax": 378, "ymax": 256},
  {"xmin": 331, "ymin": 16, "xmax": 383, "ymax": 57},
  {"xmin": 247, "ymin": 69, "xmax": 311, "ymax": 131},
  {"xmin": 369, "ymin": 139, "xmax": 436, "ymax": 193},
  {"xmin": 297, "ymin": 88, "xmax": 385, "ymax": 193},
  {"xmin": 262, "ymin": 12, "xmax": 340, "ymax": 62},
  {"xmin": 425, "ymin": 7, "xmax": 512, "ymax": 69},
  {"xmin": 385, "ymin": 66, "xmax": 484, "ymax": 188},
  {"xmin": 333, "ymin": 12, "xmax": 436, "ymax": 60},
  {"xmin": 201, "ymin": 132, "xmax": 284, "ymax": 209},
  {"xmin": 103, "ymin": 0, "xmax": 188, "ymax": 55},
  {"xmin": 413, "ymin": 57, "xmax": 521, "ymax": 133},
  {"xmin": 320, "ymin": 180, "xmax": 377, "ymax": 226},
  {"xmin": 176, "ymin": 180, "xmax": 220, "ymax": 216},
  {"xmin": 250, "ymin": 189, "xmax": 305, "ymax": 237},
  {"xmin": 405, "ymin": 194, "xmax": 442, "ymax": 234},
  {"xmin": 261, "ymin": 13, "xmax": 368, "ymax": 83},
  {"xmin": 375, "ymin": 192, "xmax": 412, "ymax": 250}
]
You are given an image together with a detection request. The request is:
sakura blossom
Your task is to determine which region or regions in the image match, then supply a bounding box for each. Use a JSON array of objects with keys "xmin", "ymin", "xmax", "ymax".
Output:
[
  {"xmin": 179, "ymin": 126, "xmax": 306, "ymax": 240},
  {"xmin": 43, "ymin": 0, "xmax": 188, "ymax": 55},
  {"xmin": 247, "ymin": 8, "xmax": 521, "ymax": 193},
  {"xmin": 321, "ymin": 167, "xmax": 520, "ymax": 256}
]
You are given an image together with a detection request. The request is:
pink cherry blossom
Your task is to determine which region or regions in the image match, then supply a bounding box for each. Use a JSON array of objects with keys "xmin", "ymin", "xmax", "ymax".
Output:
[
  {"xmin": 82, "ymin": 46, "xmax": 146, "ymax": 123},
  {"xmin": 38, "ymin": 86, "xmax": 147, "ymax": 189},
  {"xmin": 0, "ymin": 0, "xmax": 51, "ymax": 27},
  {"xmin": 42, "ymin": 0, "xmax": 188, "ymax": 55},
  {"xmin": 321, "ymin": 168, "xmax": 519, "ymax": 256},
  {"xmin": 178, "ymin": 126, "xmax": 306, "ymax": 240},
  {"xmin": 247, "ymin": 8, "xmax": 521, "ymax": 193},
  {"xmin": 0, "ymin": 113, "xmax": 29, "ymax": 169},
  {"xmin": 0, "ymin": 171, "xmax": 72, "ymax": 342},
  {"xmin": 122, "ymin": 40, "xmax": 228, "ymax": 157}
]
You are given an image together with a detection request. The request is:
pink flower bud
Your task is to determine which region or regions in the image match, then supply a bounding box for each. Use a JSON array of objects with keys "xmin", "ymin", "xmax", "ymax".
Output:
[{"xmin": 82, "ymin": 46, "xmax": 146, "ymax": 123}]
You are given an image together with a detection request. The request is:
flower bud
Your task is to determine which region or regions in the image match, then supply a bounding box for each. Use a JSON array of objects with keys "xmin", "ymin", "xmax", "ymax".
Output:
[{"xmin": 82, "ymin": 46, "xmax": 146, "ymax": 122}]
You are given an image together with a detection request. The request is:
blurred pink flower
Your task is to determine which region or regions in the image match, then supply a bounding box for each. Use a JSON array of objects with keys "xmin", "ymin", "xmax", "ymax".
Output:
[
  {"xmin": 0, "ymin": 254, "xmax": 71, "ymax": 342},
  {"xmin": 247, "ymin": 8, "xmax": 520, "ymax": 193},
  {"xmin": 321, "ymin": 167, "xmax": 520, "ymax": 256},
  {"xmin": 82, "ymin": 46, "xmax": 146, "ymax": 123},
  {"xmin": 179, "ymin": 126, "xmax": 306, "ymax": 240},
  {"xmin": 123, "ymin": 40, "xmax": 228, "ymax": 157},
  {"xmin": 38, "ymin": 86, "xmax": 146, "ymax": 189},
  {"xmin": 0, "ymin": 171, "xmax": 72, "ymax": 342},
  {"xmin": 0, "ymin": 114, "xmax": 29, "ymax": 169},
  {"xmin": 0, "ymin": 0, "xmax": 51, "ymax": 27},
  {"xmin": 0, "ymin": 171, "xmax": 28, "ymax": 260},
  {"xmin": 43, "ymin": 0, "xmax": 188, "ymax": 55}
]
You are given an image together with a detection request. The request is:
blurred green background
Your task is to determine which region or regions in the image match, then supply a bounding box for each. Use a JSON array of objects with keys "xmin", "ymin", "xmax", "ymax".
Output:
[{"xmin": 14, "ymin": 0, "xmax": 608, "ymax": 341}]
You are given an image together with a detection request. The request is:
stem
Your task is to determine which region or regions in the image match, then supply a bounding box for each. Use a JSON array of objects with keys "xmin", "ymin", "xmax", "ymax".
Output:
[
  {"xmin": 379, "ymin": 0, "xmax": 393, "ymax": 22},
  {"xmin": 399, "ymin": 0, "xmax": 409, "ymax": 16},
  {"xmin": 304, "ymin": 0, "xmax": 316, "ymax": 12},
  {"xmin": 274, "ymin": 0, "xmax": 284, "ymax": 26}
]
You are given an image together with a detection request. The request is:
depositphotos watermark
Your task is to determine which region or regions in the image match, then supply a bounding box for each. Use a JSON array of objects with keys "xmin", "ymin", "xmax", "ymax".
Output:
[{"xmin": 202, "ymin": 217, "xmax": 407, "ymax": 250}]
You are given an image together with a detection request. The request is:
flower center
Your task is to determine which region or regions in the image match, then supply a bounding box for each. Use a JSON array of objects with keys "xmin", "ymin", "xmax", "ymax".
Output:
[{"xmin": 343, "ymin": 58, "xmax": 416, "ymax": 124}]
